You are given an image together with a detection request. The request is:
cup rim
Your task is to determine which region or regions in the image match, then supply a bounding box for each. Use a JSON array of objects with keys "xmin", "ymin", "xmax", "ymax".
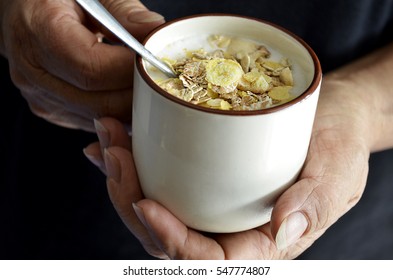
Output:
[{"xmin": 136, "ymin": 13, "xmax": 322, "ymax": 115}]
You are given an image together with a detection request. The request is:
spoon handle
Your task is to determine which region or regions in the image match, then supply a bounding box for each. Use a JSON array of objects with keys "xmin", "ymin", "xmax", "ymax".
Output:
[{"xmin": 75, "ymin": 0, "xmax": 176, "ymax": 77}]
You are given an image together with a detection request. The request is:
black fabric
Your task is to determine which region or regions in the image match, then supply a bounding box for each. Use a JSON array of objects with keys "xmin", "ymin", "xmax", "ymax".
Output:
[
  {"xmin": 1, "ymin": 0, "xmax": 393, "ymax": 259},
  {"xmin": 144, "ymin": 0, "xmax": 393, "ymax": 72}
]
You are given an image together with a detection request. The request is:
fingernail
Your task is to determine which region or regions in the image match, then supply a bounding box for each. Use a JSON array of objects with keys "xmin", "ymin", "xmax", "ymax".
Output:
[
  {"xmin": 104, "ymin": 148, "xmax": 121, "ymax": 183},
  {"xmin": 94, "ymin": 119, "xmax": 110, "ymax": 149},
  {"xmin": 133, "ymin": 203, "xmax": 149, "ymax": 228},
  {"xmin": 128, "ymin": 10, "xmax": 164, "ymax": 23},
  {"xmin": 83, "ymin": 148, "xmax": 105, "ymax": 170},
  {"xmin": 275, "ymin": 212, "xmax": 308, "ymax": 251},
  {"xmin": 134, "ymin": 202, "xmax": 172, "ymax": 260}
]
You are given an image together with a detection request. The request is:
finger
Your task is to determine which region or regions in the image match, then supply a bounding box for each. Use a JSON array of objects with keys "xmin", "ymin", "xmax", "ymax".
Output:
[
  {"xmin": 270, "ymin": 144, "xmax": 369, "ymax": 255},
  {"xmin": 94, "ymin": 117, "xmax": 131, "ymax": 151},
  {"xmin": 83, "ymin": 142, "xmax": 107, "ymax": 174},
  {"xmin": 99, "ymin": 0, "xmax": 165, "ymax": 41},
  {"xmin": 10, "ymin": 66, "xmax": 97, "ymax": 131},
  {"xmin": 11, "ymin": 62, "xmax": 133, "ymax": 129},
  {"xmin": 93, "ymin": 117, "xmax": 132, "ymax": 170},
  {"xmin": 27, "ymin": 1, "xmax": 135, "ymax": 91},
  {"xmin": 135, "ymin": 198, "xmax": 291, "ymax": 259},
  {"xmin": 103, "ymin": 146, "xmax": 165, "ymax": 258},
  {"xmin": 213, "ymin": 224, "xmax": 282, "ymax": 260},
  {"xmin": 10, "ymin": 65, "xmax": 131, "ymax": 132},
  {"xmin": 30, "ymin": 0, "xmax": 165, "ymax": 91},
  {"xmin": 28, "ymin": 99, "xmax": 95, "ymax": 131},
  {"xmin": 85, "ymin": 117, "xmax": 132, "ymax": 172},
  {"xmin": 134, "ymin": 199, "xmax": 225, "ymax": 260}
]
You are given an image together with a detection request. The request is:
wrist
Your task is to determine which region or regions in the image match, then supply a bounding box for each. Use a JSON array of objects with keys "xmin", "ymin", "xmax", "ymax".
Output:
[
  {"xmin": 320, "ymin": 43, "xmax": 393, "ymax": 153},
  {"xmin": 315, "ymin": 75, "xmax": 374, "ymax": 155}
]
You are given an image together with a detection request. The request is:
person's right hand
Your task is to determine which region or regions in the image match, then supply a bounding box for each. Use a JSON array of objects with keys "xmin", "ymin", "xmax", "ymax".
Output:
[{"xmin": 0, "ymin": 0, "xmax": 164, "ymax": 131}]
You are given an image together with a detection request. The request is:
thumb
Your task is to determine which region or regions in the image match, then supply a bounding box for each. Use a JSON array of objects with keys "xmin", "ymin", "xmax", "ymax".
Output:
[
  {"xmin": 100, "ymin": 0, "xmax": 165, "ymax": 41},
  {"xmin": 270, "ymin": 146, "xmax": 368, "ymax": 254}
]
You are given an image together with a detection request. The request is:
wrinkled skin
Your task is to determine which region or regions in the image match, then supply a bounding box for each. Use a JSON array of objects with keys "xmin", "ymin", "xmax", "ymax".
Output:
[{"xmin": 0, "ymin": 0, "xmax": 164, "ymax": 131}]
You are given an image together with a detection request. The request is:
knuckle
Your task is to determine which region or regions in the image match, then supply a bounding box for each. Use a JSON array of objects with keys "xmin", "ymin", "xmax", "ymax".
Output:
[
  {"xmin": 347, "ymin": 190, "xmax": 362, "ymax": 208},
  {"xmin": 95, "ymin": 90, "xmax": 133, "ymax": 120},
  {"xmin": 77, "ymin": 55, "xmax": 104, "ymax": 90},
  {"xmin": 8, "ymin": 67, "xmax": 25, "ymax": 89},
  {"xmin": 28, "ymin": 101, "xmax": 49, "ymax": 119},
  {"xmin": 101, "ymin": 0, "xmax": 139, "ymax": 16},
  {"xmin": 305, "ymin": 181, "xmax": 338, "ymax": 232},
  {"xmin": 306, "ymin": 177, "xmax": 366, "ymax": 234}
]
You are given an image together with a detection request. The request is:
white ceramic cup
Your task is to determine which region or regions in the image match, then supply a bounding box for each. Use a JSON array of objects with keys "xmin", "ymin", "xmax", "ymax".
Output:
[{"xmin": 133, "ymin": 14, "xmax": 322, "ymax": 233}]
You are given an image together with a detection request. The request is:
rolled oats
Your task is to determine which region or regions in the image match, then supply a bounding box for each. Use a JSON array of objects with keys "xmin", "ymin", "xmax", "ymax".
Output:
[{"xmin": 155, "ymin": 35, "xmax": 295, "ymax": 111}]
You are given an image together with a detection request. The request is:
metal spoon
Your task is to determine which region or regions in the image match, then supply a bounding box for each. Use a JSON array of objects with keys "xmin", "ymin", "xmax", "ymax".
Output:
[{"xmin": 75, "ymin": 0, "xmax": 177, "ymax": 78}]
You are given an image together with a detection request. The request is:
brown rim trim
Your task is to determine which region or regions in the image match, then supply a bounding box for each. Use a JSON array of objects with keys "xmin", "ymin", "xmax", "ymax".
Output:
[{"xmin": 136, "ymin": 13, "xmax": 322, "ymax": 115}]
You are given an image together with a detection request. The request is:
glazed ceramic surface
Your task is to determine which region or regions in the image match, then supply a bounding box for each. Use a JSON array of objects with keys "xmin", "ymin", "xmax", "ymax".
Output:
[{"xmin": 133, "ymin": 15, "xmax": 322, "ymax": 233}]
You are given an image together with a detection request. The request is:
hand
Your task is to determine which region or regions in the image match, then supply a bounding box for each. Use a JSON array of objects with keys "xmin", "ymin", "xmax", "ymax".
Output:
[
  {"xmin": 84, "ymin": 71, "xmax": 372, "ymax": 259},
  {"xmin": 0, "ymin": 0, "xmax": 164, "ymax": 131}
]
